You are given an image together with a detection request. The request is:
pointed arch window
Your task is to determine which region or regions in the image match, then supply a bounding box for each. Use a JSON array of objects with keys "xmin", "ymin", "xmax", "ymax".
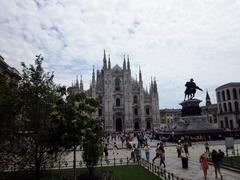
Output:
[
  {"xmin": 134, "ymin": 108, "xmax": 138, "ymax": 115},
  {"xmin": 133, "ymin": 95, "xmax": 138, "ymax": 104},
  {"xmin": 116, "ymin": 98, "xmax": 120, "ymax": 107},
  {"xmin": 115, "ymin": 77, "xmax": 121, "ymax": 91},
  {"xmin": 146, "ymin": 108, "xmax": 150, "ymax": 115}
]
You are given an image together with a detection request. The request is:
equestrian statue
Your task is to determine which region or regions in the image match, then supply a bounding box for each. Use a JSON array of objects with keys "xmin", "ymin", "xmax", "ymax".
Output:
[{"xmin": 184, "ymin": 78, "xmax": 203, "ymax": 100}]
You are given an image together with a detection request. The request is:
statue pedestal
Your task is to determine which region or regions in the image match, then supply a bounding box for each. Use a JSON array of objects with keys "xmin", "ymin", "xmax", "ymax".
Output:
[
  {"xmin": 173, "ymin": 115, "xmax": 216, "ymax": 131},
  {"xmin": 180, "ymin": 99, "xmax": 202, "ymax": 116},
  {"xmin": 171, "ymin": 99, "xmax": 220, "ymax": 133}
]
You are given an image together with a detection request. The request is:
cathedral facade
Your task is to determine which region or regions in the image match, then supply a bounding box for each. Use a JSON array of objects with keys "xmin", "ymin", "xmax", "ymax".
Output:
[{"xmin": 71, "ymin": 51, "xmax": 160, "ymax": 132}]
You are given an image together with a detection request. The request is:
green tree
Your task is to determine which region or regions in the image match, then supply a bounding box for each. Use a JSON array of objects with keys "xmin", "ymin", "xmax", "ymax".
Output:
[
  {"xmin": 50, "ymin": 91, "xmax": 103, "ymax": 179},
  {"xmin": 15, "ymin": 55, "xmax": 64, "ymax": 180},
  {"xmin": 82, "ymin": 116, "xmax": 103, "ymax": 176}
]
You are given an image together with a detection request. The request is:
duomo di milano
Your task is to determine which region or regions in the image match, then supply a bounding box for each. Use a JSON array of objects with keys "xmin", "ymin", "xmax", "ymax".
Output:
[{"xmin": 70, "ymin": 50, "xmax": 160, "ymax": 132}]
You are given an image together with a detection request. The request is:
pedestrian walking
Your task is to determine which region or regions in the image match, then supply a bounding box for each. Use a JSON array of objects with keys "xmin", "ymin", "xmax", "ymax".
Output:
[
  {"xmin": 205, "ymin": 141, "xmax": 210, "ymax": 154},
  {"xmin": 113, "ymin": 142, "xmax": 118, "ymax": 155},
  {"xmin": 176, "ymin": 140, "xmax": 182, "ymax": 158},
  {"xmin": 199, "ymin": 152, "xmax": 208, "ymax": 180},
  {"xmin": 104, "ymin": 144, "xmax": 109, "ymax": 162},
  {"xmin": 152, "ymin": 143, "xmax": 160, "ymax": 163},
  {"xmin": 129, "ymin": 144, "xmax": 136, "ymax": 162},
  {"xmin": 135, "ymin": 145, "xmax": 142, "ymax": 162},
  {"xmin": 144, "ymin": 144, "xmax": 150, "ymax": 161},
  {"xmin": 211, "ymin": 149, "xmax": 223, "ymax": 179},
  {"xmin": 159, "ymin": 142, "xmax": 166, "ymax": 168},
  {"xmin": 183, "ymin": 142, "xmax": 189, "ymax": 157}
]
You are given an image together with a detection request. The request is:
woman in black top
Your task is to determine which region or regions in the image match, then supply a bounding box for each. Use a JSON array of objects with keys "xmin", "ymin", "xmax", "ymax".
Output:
[{"xmin": 211, "ymin": 149, "xmax": 222, "ymax": 179}]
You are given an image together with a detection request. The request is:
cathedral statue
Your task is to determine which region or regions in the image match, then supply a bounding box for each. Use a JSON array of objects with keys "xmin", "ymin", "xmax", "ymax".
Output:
[{"xmin": 184, "ymin": 78, "xmax": 203, "ymax": 100}]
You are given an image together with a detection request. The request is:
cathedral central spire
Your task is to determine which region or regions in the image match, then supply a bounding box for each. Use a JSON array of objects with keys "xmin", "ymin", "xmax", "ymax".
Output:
[
  {"xmin": 103, "ymin": 49, "xmax": 107, "ymax": 70},
  {"xmin": 139, "ymin": 66, "xmax": 142, "ymax": 83},
  {"xmin": 123, "ymin": 55, "xmax": 126, "ymax": 70}
]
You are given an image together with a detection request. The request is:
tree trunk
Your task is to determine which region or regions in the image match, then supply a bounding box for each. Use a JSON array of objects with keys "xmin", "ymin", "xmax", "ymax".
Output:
[
  {"xmin": 73, "ymin": 146, "xmax": 76, "ymax": 180},
  {"xmin": 35, "ymin": 142, "xmax": 40, "ymax": 180}
]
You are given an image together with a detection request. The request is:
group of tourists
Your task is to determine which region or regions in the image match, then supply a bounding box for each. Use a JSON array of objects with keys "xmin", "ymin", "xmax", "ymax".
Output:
[
  {"xmin": 129, "ymin": 144, "xmax": 142, "ymax": 162},
  {"xmin": 200, "ymin": 149, "xmax": 225, "ymax": 180},
  {"xmin": 176, "ymin": 140, "xmax": 190, "ymax": 158},
  {"xmin": 103, "ymin": 132, "xmax": 227, "ymax": 180}
]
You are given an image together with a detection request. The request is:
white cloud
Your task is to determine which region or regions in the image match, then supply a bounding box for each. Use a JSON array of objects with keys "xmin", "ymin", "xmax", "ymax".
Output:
[{"xmin": 0, "ymin": 0, "xmax": 240, "ymax": 108}]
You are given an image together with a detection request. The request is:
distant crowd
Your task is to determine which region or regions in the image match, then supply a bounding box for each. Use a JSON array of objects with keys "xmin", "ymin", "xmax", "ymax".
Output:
[{"xmin": 103, "ymin": 131, "xmax": 226, "ymax": 180}]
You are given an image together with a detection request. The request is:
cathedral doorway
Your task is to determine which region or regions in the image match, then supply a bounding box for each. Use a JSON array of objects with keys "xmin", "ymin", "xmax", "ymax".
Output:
[
  {"xmin": 146, "ymin": 121, "xmax": 151, "ymax": 130},
  {"xmin": 134, "ymin": 122, "xmax": 139, "ymax": 131},
  {"xmin": 116, "ymin": 118, "xmax": 122, "ymax": 131}
]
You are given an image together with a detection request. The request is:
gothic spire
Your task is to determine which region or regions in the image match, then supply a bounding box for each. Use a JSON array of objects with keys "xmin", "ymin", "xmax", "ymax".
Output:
[
  {"xmin": 127, "ymin": 55, "xmax": 130, "ymax": 70},
  {"xmin": 139, "ymin": 66, "xmax": 142, "ymax": 83},
  {"xmin": 103, "ymin": 49, "xmax": 107, "ymax": 69},
  {"xmin": 206, "ymin": 91, "xmax": 211, "ymax": 106},
  {"xmin": 76, "ymin": 75, "xmax": 79, "ymax": 88},
  {"xmin": 80, "ymin": 75, "xmax": 83, "ymax": 91},
  {"xmin": 153, "ymin": 77, "xmax": 158, "ymax": 93},
  {"xmin": 123, "ymin": 54, "xmax": 126, "ymax": 70},
  {"xmin": 108, "ymin": 54, "xmax": 111, "ymax": 69},
  {"xmin": 92, "ymin": 66, "xmax": 95, "ymax": 84}
]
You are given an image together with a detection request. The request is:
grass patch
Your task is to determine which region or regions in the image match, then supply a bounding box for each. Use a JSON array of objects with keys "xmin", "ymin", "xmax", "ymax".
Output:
[
  {"xmin": 0, "ymin": 165, "xmax": 161, "ymax": 180},
  {"xmin": 103, "ymin": 165, "xmax": 161, "ymax": 180},
  {"xmin": 223, "ymin": 156, "xmax": 240, "ymax": 167}
]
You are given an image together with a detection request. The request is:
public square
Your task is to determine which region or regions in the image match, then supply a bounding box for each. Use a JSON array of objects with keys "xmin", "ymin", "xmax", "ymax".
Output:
[{"xmin": 66, "ymin": 138, "xmax": 240, "ymax": 180}]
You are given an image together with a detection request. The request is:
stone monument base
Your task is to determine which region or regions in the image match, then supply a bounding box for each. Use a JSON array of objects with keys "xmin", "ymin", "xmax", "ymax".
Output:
[
  {"xmin": 172, "ymin": 115, "xmax": 218, "ymax": 132},
  {"xmin": 180, "ymin": 99, "xmax": 202, "ymax": 116}
]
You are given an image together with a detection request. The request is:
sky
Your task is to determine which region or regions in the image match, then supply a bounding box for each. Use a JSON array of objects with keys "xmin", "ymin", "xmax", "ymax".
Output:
[{"xmin": 0, "ymin": 0, "xmax": 240, "ymax": 108}]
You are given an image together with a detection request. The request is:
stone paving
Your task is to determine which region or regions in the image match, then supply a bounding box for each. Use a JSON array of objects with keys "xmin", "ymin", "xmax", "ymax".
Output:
[{"xmin": 65, "ymin": 139, "xmax": 240, "ymax": 180}]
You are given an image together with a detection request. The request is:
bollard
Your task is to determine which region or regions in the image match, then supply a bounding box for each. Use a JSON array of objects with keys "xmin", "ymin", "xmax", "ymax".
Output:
[
  {"xmin": 114, "ymin": 158, "xmax": 116, "ymax": 166},
  {"xmin": 157, "ymin": 166, "xmax": 160, "ymax": 177}
]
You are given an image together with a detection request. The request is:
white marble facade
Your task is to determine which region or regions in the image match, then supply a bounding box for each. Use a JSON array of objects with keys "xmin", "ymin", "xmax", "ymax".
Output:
[{"xmin": 71, "ymin": 51, "xmax": 160, "ymax": 132}]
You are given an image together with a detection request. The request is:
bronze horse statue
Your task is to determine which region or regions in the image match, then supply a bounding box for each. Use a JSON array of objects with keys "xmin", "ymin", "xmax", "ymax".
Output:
[{"xmin": 184, "ymin": 79, "xmax": 203, "ymax": 100}]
